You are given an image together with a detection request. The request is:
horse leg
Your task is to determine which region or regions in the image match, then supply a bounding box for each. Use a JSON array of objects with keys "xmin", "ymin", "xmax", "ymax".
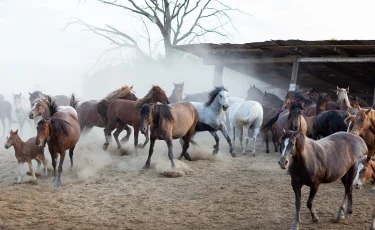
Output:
[
  {"xmin": 345, "ymin": 166, "xmax": 356, "ymax": 216},
  {"xmin": 56, "ymin": 152, "xmax": 66, "ymax": 187},
  {"xmin": 307, "ymin": 184, "xmax": 320, "ymax": 223},
  {"xmin": 219, "ymin": 125, "xmax": 235, "ymax": 157},
  {"xmin": 35, "ymin": 157, "xmax": 42, "ymax": 173},
  {"xmin": 40, "ymin": 153, "xmax": 48, "ymax": 176},
  {"xmin": 51, "ymin": 152, "xmax": 58, "ymax": 181},
  {"xmin": 1, "ymin": 118, "xmax": 5, "ymax": 137},
  {"xmin": 251, "ymin": 127, "xmax": 260, "ymax": 157},
  {"xmin": 210, "ymin": 131, "xmax": 220, "ymax": 154},
  {"xmin": 272, "ymin": 129, "xmax": 278, "ymax": 152},
  {"xmin": 264, "ymin": 129, "xmax": 270, "ymax": 154},
  {"xmin": 69, "ymin": 145, "xmax": 75, "ymax": 170},
  {"xmin": 239, "ymin": 128, "xmax": 243, "ymax": 153},
  {"xmin": 291, "ymin": 182, "xmax": 302, "ymax": 230},
  {"xmin": 103, "ymin": 120, "xmax": 117, "ymax": 151},
  {"xmin": 26, "ymin": 161, "xmax": 37, "ymax": 181},
  {"xmin": 113, "ymin": 122, "xmax": 125, "ymax": 149},
  {"xmin": 232, "ymin": 127, "xmax": 236, "ymax": 151},
  {"xmin": 16, "ymin": 161, "xmax": 24, "ymax": 183},
  {"xmin": 143, "ymin": 137, "xmax": 155, "ymax": 169},
  {"xmin": 140, "ymin": 126, "xmax": 149, "ymax": 149},
  {"xmin": 166, "ymin": 137, "xmax": 175, "ymax": 168},
  {"xmin": 336, "ymin": 174, "xmax": 349, "ymax": 220},
  {"xmin": 120, "ymin": 125, "xmax": 132, "ymax": 143},
  {"xmin": 178, "ymin": 135, "xmax": 192, "ymax": 161}
]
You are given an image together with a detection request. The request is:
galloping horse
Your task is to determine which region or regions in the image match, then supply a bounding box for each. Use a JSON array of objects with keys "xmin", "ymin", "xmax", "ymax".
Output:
[
  {"xmin": 32, "ymin": 95, "xmax": 80, "ymax": 187},
  {"xmin": 168, "ymin": 82, "xmax": 184, "ymax": 103},
  {"xmin": 140, "ymin": 102, "xmax": 199, "ymax": 168},
  {"xmin": 29, "ymin": 91, "xmax": 70, "ymax": 106},
  {"xmin": 13, "ymin": 93, "xmax": 33, "ymax": 134},
  {"xmin": 77, "ymin": 85, "xmax": 137, "ymax": 136},
  {"xmin": 227, "ymin": 97, "xmax": 263, "ymax": 156},
  {"xmin": 103, "ymin": 85, "xmax": 170, "ymax": 151},
  {"xmin": 189, "ymin": 86, "xmax": 235, "ymax": 157},
  {"xmin": 279, "ymin": 130, "xmax": 367, "ymax": 230}
]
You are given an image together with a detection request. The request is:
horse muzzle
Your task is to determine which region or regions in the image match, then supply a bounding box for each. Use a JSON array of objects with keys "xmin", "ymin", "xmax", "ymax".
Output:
[
  {"xmin": 354, "ymin": 182, "xmax": 362, "ymax": 189},
  {"xmin": 140, "ymin": 127, "xmax": 147, "ymax": 134},
  {"xmin": 35, "ymin": 139, "xmax": 44, "ymax": 146},
  {"xmin": 223, "ymin": 105, "xmax": 229, "ymax": 111},
  {"xmin": 28, "ymin": 112, "xmax": 34, "ymax": 119},
  {"xmin": 278, "ymin": 159, "xmax": 288, "ymax": 169},
  {"xmin": 4, "ymin": 144, "xmax": 10, "ymax": 149}
]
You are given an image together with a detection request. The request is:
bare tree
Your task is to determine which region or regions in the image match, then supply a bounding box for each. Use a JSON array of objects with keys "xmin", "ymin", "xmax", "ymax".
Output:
[{"xmin": 67, "ymin": 0, "xmax": 246, "ymax": 60}]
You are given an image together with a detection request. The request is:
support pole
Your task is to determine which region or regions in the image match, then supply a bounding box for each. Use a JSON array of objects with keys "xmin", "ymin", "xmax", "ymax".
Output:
[
  {"xmin": 213, "ymin": 65, "xmax": 224, "ymax": 87},
  {"xmin": 289, "ymin": 61, "xmax": 300, "ymax": 91},
  {"xmin": 373, "ymin": 85, "xmax": 375, "ymax": 107}
]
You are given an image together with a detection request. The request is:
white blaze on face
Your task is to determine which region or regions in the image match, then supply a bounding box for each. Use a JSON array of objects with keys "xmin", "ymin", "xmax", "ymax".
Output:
[
  {"xmin": 347, "ymin": 120, "xmax": 352, "ymax": 132},
  {"xmin": 281, "ymin": 138, "xmax": 289, "ymax": 157},
  {"xmin": 353, "ymin": 163, "xmax": 364, "ymax": 186}
]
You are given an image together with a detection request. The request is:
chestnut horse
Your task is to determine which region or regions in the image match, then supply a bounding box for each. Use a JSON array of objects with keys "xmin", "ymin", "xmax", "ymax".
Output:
[
  {"xmin": 352, "ymin": 155, "xmax": 375, "ymax": 189},
  {"xmin": 168, "ymin": 82, "xmax": 184, "ymax": 103},
  {"xmin": 32, "ymin": 95, "xmax": 80, "ymax": 187},
  {"xmin": 140, "ymin": 102, "xmax": 198, "ymax": 168},
  {"xmin": 103, "ymin": 85, "xmax": 170, "ymax": 151},
  {"xmin": 284, "ymin": 90, "xmax": 316, "ymax": 116},
  {"xmin": 279, "ymin": 130, "xmax": 367, "ymax": 230},
  {"xmin": 4, "ymin": 129, "xmax": 47, "ymax": 183}
]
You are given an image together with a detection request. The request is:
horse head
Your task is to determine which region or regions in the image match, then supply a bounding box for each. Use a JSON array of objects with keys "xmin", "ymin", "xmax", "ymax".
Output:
[
  {"xmin": 336, "ymin": 86, "xmax": 349, "ymax": 104},
  {"xmin": 350, "ymin": 108, "xmax": 372, "ymax": 136},
  {"xmin": 279, "ymin": 130, "xmax": 303, "ymax": 169},
  {"xmin": 139, "ymin": 103, "xmax": 155, "ymax": 134},
  {"xmin": 35, "ymin": 119, "xmax": 51, "ymax": 146},
  {"xmin": 4, "ymin": 129, "xmax": 18, "ymax": 149},
  {"xmin": 353, "ymin": 155, "xmax": 373, "ymax": 189}
]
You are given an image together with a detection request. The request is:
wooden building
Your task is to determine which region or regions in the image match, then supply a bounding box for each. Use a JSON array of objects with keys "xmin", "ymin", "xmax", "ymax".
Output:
[{"xmin": 174, "ymin": 40, "xmax": 375, "ymax": 104}]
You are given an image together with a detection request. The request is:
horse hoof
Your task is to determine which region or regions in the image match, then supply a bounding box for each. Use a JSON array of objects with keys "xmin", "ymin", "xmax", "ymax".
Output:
[
  {"xmin": 26, "ymin": 172, "xmax": 32, "ymax": 176},
  {"xmin": 103, "ymin": 143, "xmax": 109, "ymax": 151},
  {"xmin": 143, "ymin": 165, "xmax": 150, "ymax": 170},
  {"xmin": 177, "ymin": 156, "xmax": 182, "ymax": 160},
  {"xmin": 266, "ymin": 150, "xmax": 269, "ymax": 154},
  {"xmin": 184, "ymin": 153, "xmax": 192, "ymax": 161},
  {"xmin": 212, "ymin": 150, "xmax": 219, "ymax": 155},
  {"xmin": 312, "ymin": 217, "xmax": 320, "ymax": 223},
  {"xmin": 137, "ymin": 144, "xmax": 145, "ymax": 149},
  {"xmin": 13, "ymin": 181, "xmax": 21, "ymax": 184},
  {"xmin": 252, "ymin": 153, "xmax": 256, "ymax": 157},
  {"xmin": 121, "ymin": 138, "xmax": 129, "ymax": 144},
  {"xmin": 290, "ymin": 226, "xmax": 299, "ymax": 230}
]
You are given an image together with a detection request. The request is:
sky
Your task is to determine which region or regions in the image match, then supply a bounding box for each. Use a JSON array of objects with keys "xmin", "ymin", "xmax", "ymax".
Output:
[{"xmin": 1, "ymin": 0, "xmax": 375, "ymax": 97}]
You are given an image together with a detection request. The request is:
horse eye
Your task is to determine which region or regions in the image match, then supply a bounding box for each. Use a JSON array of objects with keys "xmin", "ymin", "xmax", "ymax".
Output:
[{"xmin": 220, "ymin": 95, "xmax": 222, "ymax": 98}]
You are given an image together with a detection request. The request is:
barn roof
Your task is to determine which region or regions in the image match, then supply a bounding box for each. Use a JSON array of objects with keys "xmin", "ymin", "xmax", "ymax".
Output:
[{"xmin": 174, "ymin": 40, "xmax": 375, "ymax": 102}]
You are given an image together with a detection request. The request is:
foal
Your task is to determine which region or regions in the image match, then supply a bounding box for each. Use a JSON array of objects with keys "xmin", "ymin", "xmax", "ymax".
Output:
[
  {"xmin": 279, "ymin": 130, "xmax": 367, "ymax": 230},
  {"xmin": 4, "ymin": 129, "xmax": 47, "ymax": 183}
]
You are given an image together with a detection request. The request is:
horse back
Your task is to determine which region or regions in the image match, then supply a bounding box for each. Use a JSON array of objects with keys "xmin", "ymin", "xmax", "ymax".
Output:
[
  {"xmin": 170, "ymin": 102, "xmax": 199, "ymax": 138},
  {"xmin": 108, "ymin": 99, "xmax": 139, "ymax": 125}
]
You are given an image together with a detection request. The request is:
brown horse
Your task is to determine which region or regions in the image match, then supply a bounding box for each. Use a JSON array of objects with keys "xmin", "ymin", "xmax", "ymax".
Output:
[
  {"xmin": 261, "ymin": 105, "xmax": 282, "ymax": 153},
  {"xmin": 348, "ymin": 108, "xmax": 375, "ymax": 155},
  {"xmin": 103, "ymin": 85, "xmax": 170, "ymax": 151},
  {"xmin": 285, "ymin": 90, "xmax": 316, "ymax": 116},
  {"xmin": 77, "ymin": 87, "xmax": 137, "ymax": 137},
  {"xmin": 303, "ymin": 94, "xmax": 330, "ymax": 137},
  {"xmin": 34, "ymin": 95, "xmax": 80, "ymax": 187},
  {"xmin": 352, "ymin": 155, "xmax": 375, "ymax": 189},
  {"xmin": 276, "ymin": 101, "xmax": 307, "ymax": 138},
  {"xmin": 279, "ymin": 130, "xmax": 367, "ymax": 229},
  {"xmin": 4, "ymin": 129, "xmax": 47, "ymax": 183},
  {"xmin": 140, "ymin": 102, "xmax": 198, "ymax": 168},
  {"xmin": 168, "ymin": 82, "xmax": 184, "ymax": 103}
]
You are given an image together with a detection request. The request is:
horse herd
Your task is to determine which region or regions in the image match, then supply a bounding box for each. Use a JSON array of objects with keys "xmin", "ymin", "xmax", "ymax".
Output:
[{"xmin": 0, "ymin": 83, "xmax": 375, "ymax": 229}]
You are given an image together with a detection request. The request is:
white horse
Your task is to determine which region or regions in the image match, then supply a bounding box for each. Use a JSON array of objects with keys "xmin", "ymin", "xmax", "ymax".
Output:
[
  {"xmin": 227, "ymin": 96, "xmax": 263, "ymax": 156},
  {"xmin": 184, "ymin": 86, "xmax": 235, "ymax": 157},
  {"xmin": 13, "ymin": 93, "xmax": 33, "ymax": 135}
]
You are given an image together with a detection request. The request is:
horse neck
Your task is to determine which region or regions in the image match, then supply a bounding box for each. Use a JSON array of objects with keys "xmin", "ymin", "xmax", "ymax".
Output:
[
  {"xmin": 43, "ymin": 107, "xmax": 52, "ymax": 118},
  {"xmin": 340, "ymin": 96, "xmax": 352, "ymax": 111},
  {"xmin": 208, "ymin": 97, "xmax": 223, "ymax": 114},
  {"xmin": 169, "ymin": 90, "xmax": 180, "ymax": 102},
  {"xmin": 11, "ymin": 138, "xmax": 26, "ymax": 156}
]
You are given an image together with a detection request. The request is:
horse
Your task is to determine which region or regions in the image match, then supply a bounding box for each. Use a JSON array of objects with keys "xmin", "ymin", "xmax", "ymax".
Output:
[
  {"xmin": 13, "ymin": 93, "xmax": 33, "ymax": 135},
  {"xmin": 0, "ymin": 98, "xmax": 16, "ymax": 137},
  {"xmin": 348, "ymin": 108, "xmax": 375, "ymax": 156},
  {"xmin": 263, "ymin": 91, "xmax": 283, "ymax": 108},
  {"xmin": 261, "ymin": 105, "xmax": 282, "ymax": 153},
  {"xmin": 303, "ymin": 94, "xmax": 330, "ymax": 137},
  {"xmin": 103, "ymin": 85, "xmax": 170, "ymax": 151},
  {"xmin": 337, "ymin": 86, "xmax": 358, "ymax": 115},
  {"xmin": 34, "ymin": 95, "xmax": 80, "ymax": 187},
  {"xmin": 285, "ymin": 90, "xmax": 316, "ymax": 116},
  {"xmin": 183, "ymin": 91, "xmax": 209, "ymax": 102},
  {"xmin": 246, "ymin": 85, "xmax": 264, "ymax": 103},
  {"xmin": 28, "ymin": 91, "xmax": 70, "ymax": 106},
  {"xmin": 306, "ymin": 88, "xmax": 340, "ymax": 110},
  {"xmin": 352, "ymin": 155, "xmax": 375, "ymax": 189},
  {"xmin": 77, "ymin": 86, "xmax": 137, "ymax": 137},
  {"xmin": 188, "ymin": 86, "xmax": 235, "ymax": 157},
  {"xmin": 312, "ymin": 95, "xmax": 347, "ymax": 140},
  {"xmin": 139, "ymin": 102, "xmax": 198, "ymax": 168},
  {"xmin": 227, "ymin": 97, "xmax": 263, "ymax": 156},
  {"xmin": 278, "ymin": 130, "xmax": 367, "ymax": 230},
  {"xmin": 168, "ymin": 82, "xmax": 184, "ymax": 103},
  {"xmin": 4, "ymin": 129, "xmax": 47, "ymax": 183}
]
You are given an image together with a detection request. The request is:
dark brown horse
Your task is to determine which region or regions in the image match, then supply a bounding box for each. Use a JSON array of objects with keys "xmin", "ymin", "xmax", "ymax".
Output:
[
  {"xmin": 168, "ymin": 82, "xmax": 184, "ymax": 103},
  {"xmin": 140, "ymin": 102, "xmax": 199, "ymax": 168},
  {"xmin": 279, "ymin": 130, "xmax": 367, "ymax": 229},
  {"xmin": 246, "ymin": 85, "xmax": 264, "ymax": 103},
  {"xmin": 103, "ymin": 85, "xmax": 170, "ymax": 151},
  {"xmin": 33, "ymin": 95, "xmax": 80, "ymax": 187},
  {"xmin": 263, "ymin": 91, "xmax": 284, "ymax": 108},
  {"xmin": 261, "ymin": 105, "xmax": 282, "ymax": 153},
  {"xmin": 29, "ymin": 91, "xmax": 70, "ymax": 106},
  {"xmin": 285, "ymin": 90, "xmax": 316, "ymax": 116}
]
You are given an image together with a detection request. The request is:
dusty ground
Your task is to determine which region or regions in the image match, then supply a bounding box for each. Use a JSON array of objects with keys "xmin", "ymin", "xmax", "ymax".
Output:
[{"xmin": 0, "ymin": 129, "xmax": 373, "ymax": 230}]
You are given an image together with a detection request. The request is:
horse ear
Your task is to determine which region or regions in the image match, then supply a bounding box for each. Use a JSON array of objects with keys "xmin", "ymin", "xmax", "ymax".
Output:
[
  {"xmin": 336, "ymin": 86, "xmax": 340, "ymax": 92},
  {"xmin": 14, "ymin": 129, "xmax": 18, "ymax": 135},
  {"xmin": 346, "ymin": 87, "xmax": 349, "ymax": 93},
  {"xmin": 365, "ymin": 108, "xmax": 372, "ymax": 115},
  {"xmin": 12, "ymin": 93, "xmax": 15, "ymax": 96},
  {"xmin": 29, "ymin": 92, "xmax": 32, "ymax": 96},
  {"xmin": 173, "ymin": 82, "xmax": 176, "ymax": 86},
  {"xmin": 367, "ymin": 154, "xmax": 372, "ymax": 163}
]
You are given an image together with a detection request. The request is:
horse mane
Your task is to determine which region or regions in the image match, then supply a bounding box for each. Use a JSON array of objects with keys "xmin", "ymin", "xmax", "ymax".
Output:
[
  {"xmin": 295, "ymin": 132, "xmax": 305, "ymax": 154},
  {"xmin": 39, "ymin": 118, "xmax": 70, "ymax": 136},
  {"xmin": 157, "ymin": 104, "xmax": 173, "ymax": 123},
  {"xmin": 134, "ymin": 85, "xmax": 167, "ymax": 108},
  {"xmin": 288, "ymin": 101, "xmax": 304, "ymax": 119},
  {"xmin": 69, "ymin": 93, "xmax": 79, "ymax": 110},
  {"xmin": 45, "ymin": 95, "xmax": 59, "ymax": 115},
  {"xmin": 205, "ymin": 86, "xmax": 227, "ymax": 106}
]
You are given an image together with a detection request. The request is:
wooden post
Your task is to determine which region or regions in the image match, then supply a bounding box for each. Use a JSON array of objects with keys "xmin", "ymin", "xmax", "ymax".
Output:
[
  {"xmin": 213, "ymin": 65, "xmax": 224, "ymax": 87},
  {"xmin": 373, "ymin": 85, "xmax": 375, "ymax": 107},
  {"xmin": 289, "ymin": 61, "xmax": 299, "ymax": 91}
]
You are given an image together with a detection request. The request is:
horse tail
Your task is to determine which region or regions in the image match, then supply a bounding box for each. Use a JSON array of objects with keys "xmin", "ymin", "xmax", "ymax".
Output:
[
  {"xmin": 261, "ymin": 111, "xmax": 281, "ymax": 131},
  {"xmin": 97, "ymin": 100, "xmax": 109, "ymax": 126},
  {"xmin": 70, "ymin": 93, "xmax": 79, "ymax": 110}
]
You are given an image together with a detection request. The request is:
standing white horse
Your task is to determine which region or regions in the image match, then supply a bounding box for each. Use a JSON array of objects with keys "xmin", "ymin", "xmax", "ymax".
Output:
[
  {"xmin": 185, "ymin": 86, "xmax": 235, "ymax": 157},
  {"xmin": 227, "ymin": 97, "xmax": 263, "ymax": 156},
  {"xmin": 13, "ymin": 93, "xmax": 33, "ymax": 135}
]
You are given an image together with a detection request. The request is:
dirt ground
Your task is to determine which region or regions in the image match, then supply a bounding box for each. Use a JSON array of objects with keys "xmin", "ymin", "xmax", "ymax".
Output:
[{"xmin": 0, "ymin": 129, "xmax": 373, "ymax": 230}]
